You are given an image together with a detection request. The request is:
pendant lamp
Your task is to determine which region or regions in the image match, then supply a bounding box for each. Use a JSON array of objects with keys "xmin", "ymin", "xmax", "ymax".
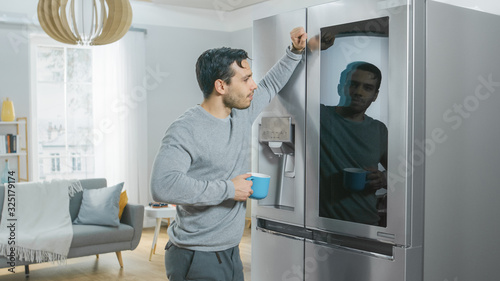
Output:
[{"xmin": 37, "ymin": 0, "xmax": 133, "ymax": 46}]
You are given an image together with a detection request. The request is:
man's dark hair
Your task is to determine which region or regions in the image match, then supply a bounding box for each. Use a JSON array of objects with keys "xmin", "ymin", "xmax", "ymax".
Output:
[
  {"xmin": 340, "ymin": 61, "xmax": 382, "ymax": 91},
  {"xmin": 196, "ymin": 47, "xmax": 249, "ymax": 99}
]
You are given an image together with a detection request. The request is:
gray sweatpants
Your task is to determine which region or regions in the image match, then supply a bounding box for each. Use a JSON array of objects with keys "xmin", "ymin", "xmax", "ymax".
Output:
[{"xmin": 164, "ymin": 240, "xmax": 244, "ymax": 281}]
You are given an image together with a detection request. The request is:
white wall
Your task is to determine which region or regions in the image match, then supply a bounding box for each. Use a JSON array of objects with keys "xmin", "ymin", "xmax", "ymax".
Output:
[{"xmin": 0, "ymin": 23, "xmax": 32, "ymax": 119}]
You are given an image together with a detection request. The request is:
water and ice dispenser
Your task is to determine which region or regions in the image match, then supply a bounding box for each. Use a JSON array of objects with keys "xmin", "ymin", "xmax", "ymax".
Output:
[{"xmin": 257, "ymin": 116, "xmax": 296, "ymax": 210}]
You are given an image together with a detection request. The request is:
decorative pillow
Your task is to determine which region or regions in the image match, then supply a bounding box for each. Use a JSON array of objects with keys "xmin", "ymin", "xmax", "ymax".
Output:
[
  {"xmin": 73, "ymin": 182, "xmax": 124, "ymax": 227},
  {"xmin": 118, "ymin": 190, "xmax": 128, "ymax": 219}
]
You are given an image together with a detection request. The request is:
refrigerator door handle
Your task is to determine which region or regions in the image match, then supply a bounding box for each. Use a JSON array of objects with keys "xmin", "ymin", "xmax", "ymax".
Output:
[
  {"xmin": 256, "ymin": 218, "xmax": 313, "ymax": 240},
  {"xmin": 305, "ymin": 239, "xmax": 395, "ymax": 261},
  {"xmin": 256, "ymin": 226, "xmax": 305, "ymax": 241}
]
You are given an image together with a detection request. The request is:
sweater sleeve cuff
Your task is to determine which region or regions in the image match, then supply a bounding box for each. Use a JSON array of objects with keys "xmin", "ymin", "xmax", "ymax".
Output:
[
  {"xmin": 226, "ymin": 180, "xmax": 236, "ymax": 199},
  {"xmin": 286, "ymin": 46, "xmax": 304, "ymax": 61}
]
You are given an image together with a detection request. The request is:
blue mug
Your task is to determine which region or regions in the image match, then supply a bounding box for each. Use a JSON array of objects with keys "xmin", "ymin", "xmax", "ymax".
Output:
[
  {"xmin": 343, "ymin": 168, "xmax": 368, "ymax": 192},
  {"xmin": 246, "ymin": 173, "xmax": 271, "ymax": 199}
]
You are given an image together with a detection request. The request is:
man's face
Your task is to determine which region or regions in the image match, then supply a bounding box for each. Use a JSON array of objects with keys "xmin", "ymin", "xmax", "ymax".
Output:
[
  {"xmin": 344, "ymin": 69, "xmax": 379, "ymax": 113},
  {"xmin": 223, "ymin": 59, "xmax": 258, "ymax": 110}
]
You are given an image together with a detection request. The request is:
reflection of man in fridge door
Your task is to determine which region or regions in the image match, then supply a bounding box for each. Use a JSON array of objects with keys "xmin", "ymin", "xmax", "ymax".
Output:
[
  {"xmin": 319, "ymin": 61, "xmax": 388, "ymax": 226},
  {"xmin": 150, "ymin": 27, "xmax": 307, "ymax": 281}
]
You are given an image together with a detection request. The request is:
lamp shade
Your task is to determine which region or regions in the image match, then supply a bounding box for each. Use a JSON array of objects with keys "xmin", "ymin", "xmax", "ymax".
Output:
[{"xmin": 37, "ymin": 0, "xmax": 133, "ymax": 46}]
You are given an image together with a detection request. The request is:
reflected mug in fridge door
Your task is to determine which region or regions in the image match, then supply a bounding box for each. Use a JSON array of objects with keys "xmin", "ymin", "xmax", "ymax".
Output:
[
  {"xmin": 343, "ymin": 168, "xmax": 369, "ymax": 192},
  {"xmin": 246, "ymin": 173, "xmax": 271, "ymax": 199}
]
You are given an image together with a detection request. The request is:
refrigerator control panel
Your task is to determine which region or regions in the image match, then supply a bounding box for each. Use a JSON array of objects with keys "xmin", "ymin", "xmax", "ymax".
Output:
[{"xmin": 259, "ymin": 117, "xmax": 293, "ymax": 143}]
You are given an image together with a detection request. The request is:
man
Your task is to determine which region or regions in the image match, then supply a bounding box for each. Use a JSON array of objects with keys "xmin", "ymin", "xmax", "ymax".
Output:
[
  {"xmin": 319, "ymin": 61, "xmax": 388, "ymax": 226},
  {"xmin": 150, "ymin": 27, "xmax": 307, "ymax": 280}
]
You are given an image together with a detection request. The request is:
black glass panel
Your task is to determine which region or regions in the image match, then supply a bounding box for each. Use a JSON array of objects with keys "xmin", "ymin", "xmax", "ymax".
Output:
[{"xmin": 318, "ymin": 17, "xmax": 389, "ymax": 227}]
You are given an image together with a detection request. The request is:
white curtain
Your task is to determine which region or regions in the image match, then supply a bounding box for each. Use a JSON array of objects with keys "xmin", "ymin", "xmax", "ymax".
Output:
[{"xmin": 92, "ymin": 31, "xmax": 148, "ymax": 206}]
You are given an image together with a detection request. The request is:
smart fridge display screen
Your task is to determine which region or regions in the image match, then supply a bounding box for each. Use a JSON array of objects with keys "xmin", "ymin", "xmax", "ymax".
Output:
[{"xmin": 318, "ymin": 17, "xmax": 389, "ymax": 227}]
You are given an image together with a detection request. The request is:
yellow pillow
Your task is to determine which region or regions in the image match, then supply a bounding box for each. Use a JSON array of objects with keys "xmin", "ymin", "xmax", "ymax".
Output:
[{"xmin": 118, "ymin": 191, "xmax": 128, "ymax": 219}]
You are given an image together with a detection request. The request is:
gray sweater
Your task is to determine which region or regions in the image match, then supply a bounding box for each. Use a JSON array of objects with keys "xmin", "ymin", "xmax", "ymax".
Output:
[{"xmin": 150, "ymin": 48, "xmax": 302, "ymax": 251}]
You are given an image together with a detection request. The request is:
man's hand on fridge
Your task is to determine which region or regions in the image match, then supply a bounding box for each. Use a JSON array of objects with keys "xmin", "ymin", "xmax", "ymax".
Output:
[{"xmin": 290, "ymin": 27, "xmax": 308, "ymax": 54}]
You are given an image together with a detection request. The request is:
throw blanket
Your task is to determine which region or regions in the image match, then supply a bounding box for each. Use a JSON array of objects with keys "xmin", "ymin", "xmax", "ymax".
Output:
[{"xmin": 0, "ymin": 179, "xmax": 83, "ymax": 263}]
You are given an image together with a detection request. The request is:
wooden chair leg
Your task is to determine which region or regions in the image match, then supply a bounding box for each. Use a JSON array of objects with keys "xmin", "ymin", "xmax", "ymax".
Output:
[
  {"xmin": 116, "ymin": 251, "xmax": 123, "ymax": 268},
  {"xmin": 96, "ymin": 254, "xmax": 99, "ymax": 259},
  {"xmin": 245, "ymin": 217, "xmax": 252, "ymax": 228}
]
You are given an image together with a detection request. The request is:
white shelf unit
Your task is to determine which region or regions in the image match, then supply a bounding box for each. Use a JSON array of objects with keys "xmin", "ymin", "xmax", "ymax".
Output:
[{"xmin": 0, "ymin": 117, "xmax": 29, "ymax": 182}]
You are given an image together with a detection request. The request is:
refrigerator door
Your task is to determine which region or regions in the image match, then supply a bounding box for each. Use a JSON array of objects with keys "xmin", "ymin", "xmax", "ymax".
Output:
[
  {"xmin": 251, "ymin": 218, "xmax": 305, "ymax": 281},
  {"xmin": 306, "ymin": 0, "xmax": 419, "ymax": 247},
  {"xmin": 251, "ymin": 8, "xmax": 306, "ymax": 227}
]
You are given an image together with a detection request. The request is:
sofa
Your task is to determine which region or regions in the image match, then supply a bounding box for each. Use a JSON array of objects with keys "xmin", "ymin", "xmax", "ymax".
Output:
[{"xmin": 0, "ymin": 178, "xmax": 144, "ymax": 276}]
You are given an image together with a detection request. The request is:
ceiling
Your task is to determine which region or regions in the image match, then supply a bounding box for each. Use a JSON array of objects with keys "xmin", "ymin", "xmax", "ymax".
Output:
[{"xmin": 132, "ymin": 0, "xmax": 270, "ymax": 12}]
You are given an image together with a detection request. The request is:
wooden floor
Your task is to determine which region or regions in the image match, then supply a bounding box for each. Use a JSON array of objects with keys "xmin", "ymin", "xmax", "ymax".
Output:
[{"xmin": 0, "ymin": 225, "xmax": 252, "ymax": 280}]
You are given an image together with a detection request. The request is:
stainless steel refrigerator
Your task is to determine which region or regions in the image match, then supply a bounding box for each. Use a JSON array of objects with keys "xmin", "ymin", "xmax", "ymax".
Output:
[{"xmin": 251, "ymin": 1, "xmax": 500, "ymax": 280}]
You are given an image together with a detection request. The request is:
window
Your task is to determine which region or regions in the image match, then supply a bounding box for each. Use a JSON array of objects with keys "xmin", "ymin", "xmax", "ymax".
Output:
[
  {"xmin": 72, "ymin": 152, "xmax": 82, "ymax": 171},
  {"xmin": 34, "ymin": 41, "xmax": 95, "ymax": 180},
  {"xmin": 50, "ymin": 153, "xmax": 61, "ymax": 172}
]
